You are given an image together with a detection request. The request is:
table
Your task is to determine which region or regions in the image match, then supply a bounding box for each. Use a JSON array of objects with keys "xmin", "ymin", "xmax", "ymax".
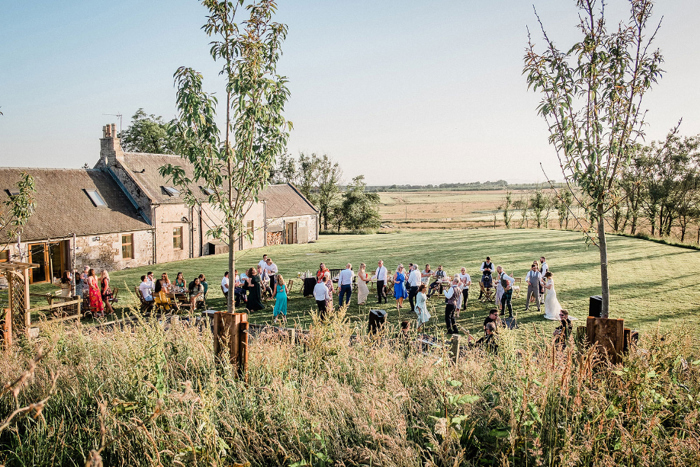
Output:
[{"xmin": 302, "ymin": 278, "xmax": 317, "ymax": 297}]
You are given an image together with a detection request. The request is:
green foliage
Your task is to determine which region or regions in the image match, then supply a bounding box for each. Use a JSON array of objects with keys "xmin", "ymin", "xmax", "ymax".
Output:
[
  {"xmin": 159, "ymin": 0, "xmax": 291, "ymax": 312},
  {"xmin": 529, "ymin": 185, "xmax": 548, "ymax": 228},
  {"xmin": 524, "ymin": 0, "xmax": 664, "ymax": 317},
  {"xmin": 556, "ymin": 189, "xmax": 572, "ymax": 229},
  {"xmin": 635, "ymin": 132, "xmax": 700, "ymax": 239},
  {"xmin": 118, "ymin": 109, "xmax": 181, "ymax": 154},
  {"xmin": 0, "ymin": 172, "xmax": 36, "ymax": 252},
  {"xmin": 335, "ymin": 176, "xmax": 381, "ymax": 231},
  {"xmin": 271, "ymin": 152, "xmax": 343, "ymax": 230}
]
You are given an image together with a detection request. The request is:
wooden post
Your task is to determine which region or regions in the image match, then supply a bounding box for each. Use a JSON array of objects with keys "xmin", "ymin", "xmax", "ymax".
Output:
[
  {"xmin": 213, "ymin": 311, "xmax": 249, "ymax": 379},
  {"xmin": 2, "ymin": 308, "xmax": 11, "ymax": 348},
  {"xmin": 451, "ymin": 334, "xmax": 460, "ymax": 364},
  {"xmin": 586, "ymin": 317, "xmax": 625, "ymax": 364}
]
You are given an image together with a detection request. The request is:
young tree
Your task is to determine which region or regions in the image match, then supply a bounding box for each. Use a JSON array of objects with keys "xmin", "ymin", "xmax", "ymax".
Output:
[
  {"xmin": 315, "ymin": 154, "xmax": 342, "ymax": 230},
  {"xmin": 556, "ymin": 189, "xmax": 573, "ymax": 229},
  {"xmin": 529, "ymin": 186, "xmax": 548, "ymax": 228},
  {"xmin": 524, "ymin": 0, "xmax": 663, "ymax": 317},
  {"xmin": 160, "ymin": 0, "xmax": 291, "ymax": 313},
  {"xmin": 119, "ymin": 109, "xmax": 181, "ymax": 154},
  {"xmin": 0, "ymin": 173, "xmax": 36, "ymax": 256},
  {"xmin": 501, "ymin": 190, "xmax": 514, "ymax": 229}
]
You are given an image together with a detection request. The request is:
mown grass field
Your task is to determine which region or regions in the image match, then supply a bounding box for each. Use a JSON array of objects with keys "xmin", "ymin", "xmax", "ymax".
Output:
[{"xmin": 29, "ymin": 228, "xmax": 700, "ymax": 338}]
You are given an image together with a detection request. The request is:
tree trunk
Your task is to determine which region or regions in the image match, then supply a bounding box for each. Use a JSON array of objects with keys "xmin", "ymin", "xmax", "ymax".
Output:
[
  {"xmin": 597, "ymin": 205, "xmax": 610, "ymax": 319},
  {"xmin": 227, "ymin": 228, "xmax": 236, "ymax": 313}
]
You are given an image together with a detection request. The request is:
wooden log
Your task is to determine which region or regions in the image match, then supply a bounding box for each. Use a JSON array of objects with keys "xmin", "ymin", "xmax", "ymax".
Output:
[
  {"xmin": 213, "ymin": 311, "xmax": 249, "ymax": 378},
  {"xmin": 587, "ymin": 317, "xmax": 625, "ymax": 364}
]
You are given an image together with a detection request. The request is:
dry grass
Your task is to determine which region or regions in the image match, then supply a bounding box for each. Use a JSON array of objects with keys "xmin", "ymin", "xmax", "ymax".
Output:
[{"xmin": 0, "ymin": 308, "xmax": 699, "ymax": 466}]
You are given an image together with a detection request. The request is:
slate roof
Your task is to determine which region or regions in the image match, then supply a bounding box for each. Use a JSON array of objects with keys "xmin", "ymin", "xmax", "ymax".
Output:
[
  {"xmin": 121, "ymin": 152, "xmax": 211, "ymax": 204},
  {"xmin": 259, "ymin": 183, "xmax": 318, "ymax": 219},
  {"xmin": 0, "ymin": 168, "xmax": 150, "ymax": 242}
]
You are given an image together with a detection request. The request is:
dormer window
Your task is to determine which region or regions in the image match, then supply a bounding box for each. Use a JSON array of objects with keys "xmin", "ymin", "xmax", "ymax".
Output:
[
  {"xmin": 163, "ymin": 186, "xmax": 180, "ymax": 197},
  {"xmin": 201, "ymin": 186, "xmax": 215, "ymax": 196},
  {"xmin": 85, "ymin": 189, "xmax": 107, "ymax": 207}
]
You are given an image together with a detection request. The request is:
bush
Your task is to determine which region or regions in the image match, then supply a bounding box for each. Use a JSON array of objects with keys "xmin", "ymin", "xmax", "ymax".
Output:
[{"xmin": 1, "ymin": 312, "xmax": 699, "ymax": 466}]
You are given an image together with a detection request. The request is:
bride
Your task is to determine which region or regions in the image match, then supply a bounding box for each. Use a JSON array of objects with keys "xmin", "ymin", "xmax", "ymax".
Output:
[{"xmin": 543, "ymin": 271, "xmax": 562, "ymax": 320}]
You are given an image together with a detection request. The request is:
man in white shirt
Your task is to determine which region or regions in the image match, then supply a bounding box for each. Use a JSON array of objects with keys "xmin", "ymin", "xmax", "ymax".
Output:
[
  {"xmin": 407, "ymin": 264, "xmax": 422, "ymax": 312},
  {"xmin": 313, "ymin": 276, "xmax": 331, "ymax": 319},
  {"xmin": 221, "ymin": 271, "xmax": 229, "ymax": 298},
  {"xmin": 265, "ymin": 258, "xmax": 278, "ymax": 291},
  {"xmin": 375, "ymin": 260, "xmax": 388, "ymax": 304},
  {"xmin": 499, "ymin": 268, "xmax": 515, "ymax": 318},
  {"xmin": 258, "ymin": 254, "xmax": 268, "ymax": 272},
  {"xmin": 338, "ymin": 263, "xmax": 354, "ymax": 306},
  {"xmin": 443, "ymin": 277, "xmax": 461, "ymax": 334},
  {"xmin": 139, "ymin": 275, "xmax": 154, "ymax": 302},
  {"xmin": 459, "ymin": 267, "xmax": 472, "ymax": 311},
  {"xmin": 525, "ymin": 263, "xmax": 542, "ymax": 311}
]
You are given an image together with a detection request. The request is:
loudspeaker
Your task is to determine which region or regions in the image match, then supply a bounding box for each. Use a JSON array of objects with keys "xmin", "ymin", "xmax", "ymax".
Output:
[
  {"xmin": 589, "ymin": 295, "xmax": 603, "ymax": 318},
  {"xmin": 368, "ymin": 309, "xmax": 387, "ymax": 334}
]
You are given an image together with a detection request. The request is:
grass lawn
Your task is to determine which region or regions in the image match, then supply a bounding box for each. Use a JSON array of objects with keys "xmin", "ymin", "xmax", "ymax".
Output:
[{"xmin": 26, "ymin": 228, "xmax": 700, "ymax": 338}]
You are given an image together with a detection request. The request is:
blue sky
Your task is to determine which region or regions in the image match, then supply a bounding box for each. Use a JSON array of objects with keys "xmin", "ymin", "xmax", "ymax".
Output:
[{"xmin": 1, "ymin": 0, "xmax": 698, "ymax": 185}]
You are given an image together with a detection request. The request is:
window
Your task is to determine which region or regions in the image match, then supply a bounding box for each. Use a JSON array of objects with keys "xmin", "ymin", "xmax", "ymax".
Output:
[
  {"xmin": 200, "ymin": 186, "xmax": 215, "ymax": 196},
  {"xmin": 0, "ymin": 250, "xmax": 8, "ymax": 262},
  {"xmin": 162, "ymin": 186, "xmax": 180, "ymax": 197},
  {"xmin": 173, "ymin": 227, "xmax": 183, "ymax": 250},
  {"xmin": 122, "ymin": 234, "xmax": 134, "ymax": 259},
  {"xmin": 85, "ymin": 189, "xmax": 107, "ymax": 207},
  {"xmin": 247, "ymin": 220, "xmax": 254, "ymax": 240}
]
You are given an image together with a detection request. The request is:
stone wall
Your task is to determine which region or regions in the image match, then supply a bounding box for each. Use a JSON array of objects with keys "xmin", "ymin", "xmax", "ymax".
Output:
[{"xmin": 74, "ymin": 231, "xmax": 153, "ymax": 271}]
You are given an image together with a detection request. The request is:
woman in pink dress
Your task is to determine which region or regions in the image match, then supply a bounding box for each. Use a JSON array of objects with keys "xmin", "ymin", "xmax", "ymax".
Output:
[{"xmin": 88, "ymin": 269, "xmax": 105, "ymax": 317}]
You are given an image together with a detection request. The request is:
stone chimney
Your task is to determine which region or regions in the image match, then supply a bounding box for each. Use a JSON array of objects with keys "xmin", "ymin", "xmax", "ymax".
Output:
[{"xmin": 98, "ymin": 123, "xmax": 125, "ymax": 168}]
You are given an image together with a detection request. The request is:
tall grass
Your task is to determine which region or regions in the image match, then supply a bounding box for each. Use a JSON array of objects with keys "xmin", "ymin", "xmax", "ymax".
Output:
[{"xmin": 1, "ymin": 310, "xmax": 699, "ymax": 466}]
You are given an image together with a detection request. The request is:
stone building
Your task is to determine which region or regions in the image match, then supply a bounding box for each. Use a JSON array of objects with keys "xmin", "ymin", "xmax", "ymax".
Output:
[
  {"xmin": 0, "ymin": 124, "xmax": 314, "ymax": 283},
  {"xmin": 0, "ymin": 167, "xmax": 152, "ymax": 283},
  {"xmin": 94, "ymin": 124, "xmax": 265, "ymax": 263},
  {"xmin": 259, "ymin": 183, "xmax": 319, "ymax": 245}
]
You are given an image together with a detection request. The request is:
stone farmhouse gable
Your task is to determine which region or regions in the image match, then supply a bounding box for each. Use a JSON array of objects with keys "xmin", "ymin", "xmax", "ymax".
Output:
[
  {"xmin": 94, "ymin": 124, "xmax": 266, "ymax": 263},
  {"xmin": 0, "ymin": 167, "xmax": 152, "ymax": 283},
  {"xmin": 259, "ymin": 183, "xmax": 319, "ymax": 245}
]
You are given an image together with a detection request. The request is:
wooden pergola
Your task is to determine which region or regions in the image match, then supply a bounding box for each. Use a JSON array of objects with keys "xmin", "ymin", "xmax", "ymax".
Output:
[{"xmin": 0, "ymin": 261, "xmax": 38, "ymax": 347}]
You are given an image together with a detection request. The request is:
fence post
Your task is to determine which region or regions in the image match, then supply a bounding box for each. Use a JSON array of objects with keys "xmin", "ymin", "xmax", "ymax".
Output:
[
  {"xmin": 451, "ymin": 334, "xmax": 460, "ymax": 364},
  {"xmin": 2, "ymin": 308, "xmax": 11, "ymax": 349}
]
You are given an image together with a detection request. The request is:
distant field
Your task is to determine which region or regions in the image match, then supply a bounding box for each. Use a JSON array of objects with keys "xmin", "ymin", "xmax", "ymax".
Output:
[
  {"xmin": 378, "ymin": 189, "xmax": 548, "ymax": 229},
  {"xmin": 28, "ymin": 229, "xmax": 700, "ymax": 340}
]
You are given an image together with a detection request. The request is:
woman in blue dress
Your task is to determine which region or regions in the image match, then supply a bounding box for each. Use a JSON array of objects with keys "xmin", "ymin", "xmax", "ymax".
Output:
[
  {"xmin": 272, "ymin": 274, "xmax": 288, "ymax": 324},
  {"xmin": 393, "ymin": 264, "xmax": 408, "ymax": 310}
]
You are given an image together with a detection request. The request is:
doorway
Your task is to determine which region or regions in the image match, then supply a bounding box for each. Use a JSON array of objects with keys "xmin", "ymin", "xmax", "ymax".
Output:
[
  {"xmin": 284, "ymin": 222, "xmax": 297, "ymax": 244},
  {"xmin": 27, "ymin": 241, "xmax": 68, "ymax": 284}
]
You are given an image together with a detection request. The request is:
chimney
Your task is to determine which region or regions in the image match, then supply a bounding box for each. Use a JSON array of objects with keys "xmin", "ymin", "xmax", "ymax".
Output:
[{"xmin": 99, "ymin": 123, "xmax": 124, "ymax": 168}]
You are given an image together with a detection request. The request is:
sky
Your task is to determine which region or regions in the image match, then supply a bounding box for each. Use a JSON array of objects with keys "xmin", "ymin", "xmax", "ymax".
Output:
[{"xmin": 1, "ymin": 0, "xmax": 699, "ymax": 186}]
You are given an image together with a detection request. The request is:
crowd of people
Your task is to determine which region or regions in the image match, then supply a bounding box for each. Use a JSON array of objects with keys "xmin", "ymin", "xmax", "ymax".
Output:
[
  {"xmin": 69, "ymin": 251, "xmax": 571, "ymax": 345},
  {"xmin": 60, "ymin": 266, "xmax": 115, "ymax": 318},
  {"xmin": 217, "ymin": 254, "xmax": 572, "ymax": 343}
]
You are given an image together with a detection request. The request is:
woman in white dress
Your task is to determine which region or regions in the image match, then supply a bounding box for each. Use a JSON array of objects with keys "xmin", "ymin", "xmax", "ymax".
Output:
[
  {"xmin": 414, "ymin": 284, "xmax": 431, "ymax": 330},
  {"xmin": 543, "ymin": 271, "xmax": 562, "ymax": 320},
  {"xmin": 357, "ymin": 263, "xmax": 370, "ymax": 305}
]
